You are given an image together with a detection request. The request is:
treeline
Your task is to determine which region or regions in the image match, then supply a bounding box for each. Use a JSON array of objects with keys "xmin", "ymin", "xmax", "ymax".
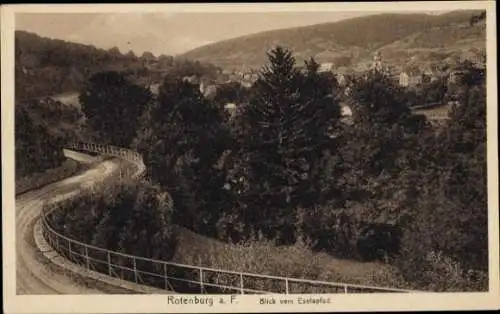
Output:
[{"xmin": 73, "ymin": 46, "xmax": 486, "ymax": 291}]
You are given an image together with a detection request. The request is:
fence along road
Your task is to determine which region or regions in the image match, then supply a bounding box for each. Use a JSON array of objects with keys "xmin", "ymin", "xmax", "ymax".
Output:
[
  {"xmin": 36, "ymin": 142, "xmax": 422, "ymax": 294},
  {"xmin": 15, "ymin": 150, "xmax": 134, "ymax": 294}
]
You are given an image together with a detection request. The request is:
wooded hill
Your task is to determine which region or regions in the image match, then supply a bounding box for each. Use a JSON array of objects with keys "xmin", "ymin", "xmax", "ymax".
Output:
[
  {"xmin": 180, "ymin": 10, "xmax": 486, "ymax": 70},
  {"xmin": 15, "ymin": 30, "xmax": 174, "ymax": 101}
]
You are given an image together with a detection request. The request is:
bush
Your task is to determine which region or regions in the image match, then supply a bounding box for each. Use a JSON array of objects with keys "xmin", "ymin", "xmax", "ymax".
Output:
[
  {"xmin": 171, "ymin": 227, "xmax": 411, "ymax": 294},
  {"xmin": 48, "ymin": 180, "xmax": 178, "ymax": 262},
  {"xmin": 295, "ymin": 205, "xmax": 404, "ymax": 263},
  {"xmin": 396, "ymin": 249, "xmax": 488, "ymax": 292}
]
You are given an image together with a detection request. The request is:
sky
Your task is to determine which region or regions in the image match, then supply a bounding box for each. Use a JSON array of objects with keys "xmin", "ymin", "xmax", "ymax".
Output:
[{"xmin": 15, "ymin": 11, "xmax": 450, "ymax": 57}]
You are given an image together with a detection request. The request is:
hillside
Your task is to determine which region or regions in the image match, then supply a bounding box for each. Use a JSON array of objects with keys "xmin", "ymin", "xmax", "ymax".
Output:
[
  {"xmin": 180, "ymin": 10, "xmax": 486, "ymax": 70},
  {"xmin": 15, "ymin": 31, "xmax": 173, "ymax": 102}
]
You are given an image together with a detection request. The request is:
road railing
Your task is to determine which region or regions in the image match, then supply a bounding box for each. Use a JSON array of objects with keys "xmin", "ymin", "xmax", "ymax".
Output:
[{"xmin": 40, "ymin": 142, "xmax": 421, "ymax": 294}]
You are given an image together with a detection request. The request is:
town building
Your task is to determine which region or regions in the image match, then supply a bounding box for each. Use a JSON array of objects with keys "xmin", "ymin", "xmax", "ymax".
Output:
[
  {"xmin": 335, "ymin": 67, "xmax": 350, "ymax": 87},
  {"xmin": 337, "ymin": 74, "xmax": 347, "ymax": 86},
  {"xmin": 199, "ymin": 78, "xmax": 218, "ymax": 100},
  {"xmin": 318, "ymin": 62, "xmax": 335, "ymax": 73},
  {"xmin": 371, "ymin": 51, "xmax": 383, "ymax": 73},
  {"xmin": 399, "ymin": 69, "xmax": 423, "ymax": 87},
  {"xmin": 339, "ymin": 102, "xmax": 354, "ymax": 125},
  {"xmin": 224, "ymin": 103, "xmax": 237, "ymax": 118}
]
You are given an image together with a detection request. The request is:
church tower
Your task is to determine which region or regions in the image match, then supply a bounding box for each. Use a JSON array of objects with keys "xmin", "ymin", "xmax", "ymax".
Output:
[{"xmin": 372, "ymin": 51, "xmax": 383, "ymax": 72}]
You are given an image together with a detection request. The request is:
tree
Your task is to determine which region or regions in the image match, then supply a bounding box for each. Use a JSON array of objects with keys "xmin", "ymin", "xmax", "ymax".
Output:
[
  {"xmin": 134, "ymin": 74, "xmax": 231, "ymax": 235},
  {"xmin": 158, "ymin": 54, "xmax": 174, "ymax": 67},
  {"xmin": 396, "ymin": 63, "xmax": 487, "ymax": 291},
  {"xmin": 49, "ymin": 180, "xmax": 178, "ymax": 286},
  {"xmin": 213, "ymin": 81, "xmax": 248, "ymax": 106},
  {"xmin": 232, "ymin": 48, "xmax": 342, "ymax": 242},
  {"xmin": 15, "ymin": 104, "xmax": 66, "ymax": 178},
  {"xmin": 141, "ymin": 51, "xmax": 157, "ymax": 61},
  {"xmin": 79, "ymin": 71, "xmax": 152, "ymax": 147},
  {"xmin": 422, "ymin": 77, "xmax": 448, "ymax": 104},
  {"xmin": 298, "ymin": 57, "xmax": 343, "ymax": 205},
  {"xmin": 469, "ymin": 11, "xmax": 486, "ymax": 26},
  {"xmin": 117, "ymin": 182, "xmax": 177, "ymax": 261},
  {"xmin": 339, "ymin": 72, "xmax": 430, "ymax": 236}
]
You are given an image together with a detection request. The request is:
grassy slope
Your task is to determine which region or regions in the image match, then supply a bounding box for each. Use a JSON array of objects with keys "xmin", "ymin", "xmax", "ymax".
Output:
[
  {"xmin": 172, "ymin": 225, "xmax": 411, "ymax": 290},
  {"xmin": 180, "ymin": 10, "xmax": 485, "ymax": 69}
]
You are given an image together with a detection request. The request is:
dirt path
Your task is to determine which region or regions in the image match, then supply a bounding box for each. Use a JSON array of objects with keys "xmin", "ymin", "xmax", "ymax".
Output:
[{"xmin": 15, "ymin": 150, "xmax": 132, "ymax": 294}]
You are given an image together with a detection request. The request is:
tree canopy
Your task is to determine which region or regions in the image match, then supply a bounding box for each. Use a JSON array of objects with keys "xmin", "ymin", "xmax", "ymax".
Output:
[{"xmin": 80, "ymin": 71, "xmax": 152, "ymax": 147}]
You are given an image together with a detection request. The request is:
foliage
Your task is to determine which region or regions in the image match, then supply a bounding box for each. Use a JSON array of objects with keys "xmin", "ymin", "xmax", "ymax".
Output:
[
  {"xmin": 41, "ymin": 44, "xmax": 487, "ymax": 292},
  {"xmin": 172, "ymin": 226, "xmax": 410, "ymax": 293},
  {"xmin": 406, "ymin": 77, "xmax": 448, "ymax": 106},
  {"xmin": 15, "ymin": 31, "xmax": 163, "ymax": 101},
  {"xmin": 223, "ymin": 48, "xmax": 342, "ymax": 244},
  {"xmin": 213, "ymin": 81, "xmax": 249, "ymax": 107},
  {"xmin": 15, "ymin": 104, "xmax": 66, "ymax": 178},
  {"xmin": 49, "ymin": 180, "xmax": 177, "ymax": 261},
  {"xmin": 134, "ymin": 74, "xmax": 231, "ymax": 235},
  {"xmin": 80, "ymin": 71, "xmax": 153, "ymax": 147},
  {"xmin": 396, "ymin": 66, "xmax": 487, "ymax": 290},
  {"xmin": 339, "ymin": 71, "xmax": 429, "ymax": 222},
  {"xmin": 165, "ymin": 58, "xmax": 220, "ymax": 81}
]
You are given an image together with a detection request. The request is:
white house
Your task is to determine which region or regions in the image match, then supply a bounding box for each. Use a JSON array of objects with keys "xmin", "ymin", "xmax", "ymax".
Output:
[
  {"xmin": 200, "ymin": 79, "xmax": 218, "ymax": 100},
  {"xmin": 318, "ymin": 62, "xmax": 335, "ymax": 73},
  {"xmin": 337, "ymin": 74, "xmax": 347, "ymax": 86},
  {"xmin": 399, "ymin": 72, "xmax": 410, "ymax": 87},
  {"xmin": 339, "ymin": 102, "xmax": 354, "ymax": 125},
  {"xmin": 399, "ymin": 70, "xmax": 422, "ymax": 87}
]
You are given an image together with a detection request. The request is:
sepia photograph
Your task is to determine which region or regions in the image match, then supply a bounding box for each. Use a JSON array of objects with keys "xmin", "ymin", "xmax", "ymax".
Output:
[{"xmin": 1, "ymin": 2, "xmax": 499, "ymax": 313}]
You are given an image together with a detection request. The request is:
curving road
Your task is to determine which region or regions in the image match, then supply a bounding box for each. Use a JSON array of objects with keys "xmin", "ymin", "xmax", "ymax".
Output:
[{"xmin": 16, "ymin": 150, "xmax": 132, "ymax": 294}]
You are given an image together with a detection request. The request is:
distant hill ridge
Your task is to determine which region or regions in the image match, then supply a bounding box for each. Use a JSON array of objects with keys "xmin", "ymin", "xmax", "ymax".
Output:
[{"xmin": 179, "ymin": 10, "xmax": 486, "ymax": 70}]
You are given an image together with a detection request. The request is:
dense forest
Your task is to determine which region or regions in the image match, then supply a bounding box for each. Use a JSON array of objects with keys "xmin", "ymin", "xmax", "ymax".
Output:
[{"xmin": 47, "ymin": 44, "xmax": 488, "ymax": 292}]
